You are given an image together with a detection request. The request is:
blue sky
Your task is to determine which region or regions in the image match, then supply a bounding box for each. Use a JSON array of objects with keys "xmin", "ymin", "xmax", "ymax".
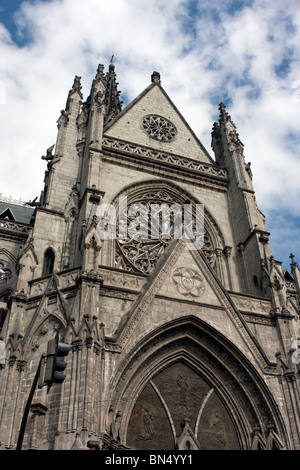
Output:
[{"xmin": 0, "ymin": 0, "xmax": 299, "ymax": 270}]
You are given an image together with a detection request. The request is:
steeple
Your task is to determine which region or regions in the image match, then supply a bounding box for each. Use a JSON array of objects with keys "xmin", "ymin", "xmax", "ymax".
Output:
[
  {"xmin": 211, "ymin": 101, "xmax": 271, "ymax": 295},
  {"xmin": 211, "ymin": 102, "xmax": 252, "ymax": 187}
]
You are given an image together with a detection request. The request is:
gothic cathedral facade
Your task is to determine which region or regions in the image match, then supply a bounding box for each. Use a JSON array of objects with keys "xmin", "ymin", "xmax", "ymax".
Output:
[{"xmin": 0, "ymin": 62, "xmax": 300, "ymax": 450}]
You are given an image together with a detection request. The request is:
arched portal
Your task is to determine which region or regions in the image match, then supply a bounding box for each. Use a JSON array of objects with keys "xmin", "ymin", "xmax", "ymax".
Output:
[{"xmin": 107, "ymin": 317, "xmax": 287, "ymax": 450}]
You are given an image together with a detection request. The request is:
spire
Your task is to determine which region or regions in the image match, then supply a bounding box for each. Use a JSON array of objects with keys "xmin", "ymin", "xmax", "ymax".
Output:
[
  {"xmin": 65, "ymin": 75, "xmax": 83, "ymax": 112},
  {"xmin": 104, "ymin": 56, "xmax": 123, "ymax": 126},
  {"xmin": 94, "ymin": 64, "xmax": 106, "ymax": 84},
  {"xmin": 218, "ymin": 102, "xmax": 234, "ymax": 126},
  {"xmin": 218, "ymin": 102, "xmax": 244, "ymax": 153},
  {"xmin": 290, "ymin": 253, "xmax": 300, "ymax": 301}
]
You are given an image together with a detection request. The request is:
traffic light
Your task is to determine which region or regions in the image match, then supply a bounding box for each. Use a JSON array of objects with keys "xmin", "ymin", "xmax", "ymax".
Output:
[{"xmin": 44, "ymin": 335, "xmax": 72, "ymax": 392}]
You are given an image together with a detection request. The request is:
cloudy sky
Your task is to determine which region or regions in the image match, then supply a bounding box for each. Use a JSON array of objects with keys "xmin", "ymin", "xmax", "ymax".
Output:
[{"xmin": 0, "ymin": 0, "xmax": 299, "ymax": 268}]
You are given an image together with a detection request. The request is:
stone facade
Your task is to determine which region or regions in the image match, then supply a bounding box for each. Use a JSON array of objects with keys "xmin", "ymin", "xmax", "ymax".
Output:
[{"xmin": 0, "ymin": 62, "xmax": 300, "ymax": 451}]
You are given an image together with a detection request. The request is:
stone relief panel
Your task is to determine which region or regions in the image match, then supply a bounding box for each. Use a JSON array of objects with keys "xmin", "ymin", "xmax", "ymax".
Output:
[
  {"xmin": 30, "ymin": 279, "xmax": 49, "ymax": 297},
  {"xmin": 126, "ymin": 383, "xmax": 174, "ymax": 450},
  {"xmin": 152, "ymin": 362, "xmax": 210, "ymax": 437},
  {"xmin": 126, "ymin": 361, "xmax": 240, "ymax": 450},
  {"xmin": 170, "ymin": 266, "xmax": 206, "ymax": 298},
  {"xmin": 99, "ymin": 268, "xmax": 146, "ymax": 291},
  {"xmin": 29, "ymin": 269, "xmax": 80, "ymax": 297},
  {"xmin": 231, "ymin": 294, "xmax": 271, "ymax": 315},
  {"xmin": 197, "ymin": 391, "xmax": 240, "ymax": 450}
]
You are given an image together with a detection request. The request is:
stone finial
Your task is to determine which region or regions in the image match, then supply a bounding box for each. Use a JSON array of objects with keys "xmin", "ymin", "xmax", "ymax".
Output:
[
  {"xmin": 65, "ymin": 75, "xmax": 83, "ymax": 112},
  {"xmin": 151, "ymin": 71, "xmax": 161, "ymax": 84},
  {"xmin": 95, "ymin": 64, "xmax": 106, "ymax": 82},
  {"xmin": 104, "ymin": 58, "xmax": 123, "ymax": 125},
  {"xmin": 290, "ymin": 253, "xmax": 299, "ymax": 269},
  {"xmin": 109, "ymin": 55, "xmax": 115, "ymax": 71},
  {"xmin": 72, "ymin": 75, "xmax": 82, "ymax": 93},
  {"xmin": 218, "ymin": 102, "xmax": 230, "ymax": 123}
]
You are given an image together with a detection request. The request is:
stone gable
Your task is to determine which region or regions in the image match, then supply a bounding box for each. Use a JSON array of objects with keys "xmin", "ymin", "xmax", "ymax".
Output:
[{"xmin": 105, "ymin": 83, "xmax": 212, "ymax": 163}]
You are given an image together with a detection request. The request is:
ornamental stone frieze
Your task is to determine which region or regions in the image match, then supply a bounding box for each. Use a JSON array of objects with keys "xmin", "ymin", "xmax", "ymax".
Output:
[
  {"xmin": 29, "ymin": 268, "xmax": 81, "ymax": 297},
  {"xmin": 0, "ymin": 218, "xmax": 32, "ymax": 237},
  {"xmin": 102, "ymin": 136, "xmax": 228, "ymax": 180},
  {"xmin": 231, "ymin": 294, "xmax": 271, "ymax": 315},
  {"xmin": 99, "ymin": 268, "xmax": 146, "ymax": 291}
]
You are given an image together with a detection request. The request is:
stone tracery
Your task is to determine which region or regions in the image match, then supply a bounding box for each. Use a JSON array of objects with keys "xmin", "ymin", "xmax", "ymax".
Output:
[
  {"xmin": 114, "ymin": 188, "xmax": 216, "ymax": 274},
  {"xmin": 141, "ymin": 115, "xmax": 177, "ymax": 142}
]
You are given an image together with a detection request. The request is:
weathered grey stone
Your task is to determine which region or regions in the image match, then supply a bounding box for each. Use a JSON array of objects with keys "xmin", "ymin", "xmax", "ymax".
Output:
[{"xmin": 0, "ymin": 63, "xmax": 299, "ymax": 451}]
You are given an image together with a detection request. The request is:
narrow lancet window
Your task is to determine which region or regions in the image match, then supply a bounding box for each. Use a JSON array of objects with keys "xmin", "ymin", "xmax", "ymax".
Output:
[{"xmin": 43, "ymin": 248, "xmax": 55, "ymax": 276}]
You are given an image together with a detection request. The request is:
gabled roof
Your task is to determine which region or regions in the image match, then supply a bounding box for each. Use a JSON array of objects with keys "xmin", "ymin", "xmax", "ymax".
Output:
[
  {"xmin": 0, "ymin": 202, "xmax": 34, "ymax": 225},
  {"xmin": 0, "ymin": 208, "xmax": 15, "ymax": 221},
  {"xmin": 104, "ymin": 73, "xmax": 214, "ymax": 164}
]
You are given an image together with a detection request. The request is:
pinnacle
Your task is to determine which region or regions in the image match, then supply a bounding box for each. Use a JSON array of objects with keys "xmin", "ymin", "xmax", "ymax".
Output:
[
  {"xmin": 151, "ymin": 71, "xmax": 161, "ymax": 84},
  {"xmin": 218, "ymin": 102, "xmax": 228, "ymax": 121},
  {"xmin": 72, "ymin": 75, "xmax": 82, "ymax": 93},
  {"xmin": 218, "ymin": 102, "xmax": 237, "ymax": 129},
  {"xmin": 104, "ymin": 59, "xmax": 123, "ymax": 125},
  {"xmin": 95, "ymin": 64, "xmax": 106, "ymax": 83},
  {"xmin": 88, "ymin": 60, "xmax": 123, "ymax": 126},
  {"xmin": 65, "ymin": 75, "xmax": 83, "ymax": 111}
]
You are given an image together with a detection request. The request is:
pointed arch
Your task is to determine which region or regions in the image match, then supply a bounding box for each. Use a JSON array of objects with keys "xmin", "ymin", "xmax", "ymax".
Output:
[
  {"xmin": 42, "ymin": 248, "xmax": 55, "ymax": 276},
  {"xmin": 100, "ymin": 178, "xmax": 226, "ymax": 273},
  {"xmin": 106, "ymin": 316, "xmax": 288, "ymax": 450}
]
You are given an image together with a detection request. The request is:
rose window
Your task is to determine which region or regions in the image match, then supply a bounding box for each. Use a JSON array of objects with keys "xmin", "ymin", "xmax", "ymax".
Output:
[
  {"xmin": 114, "ymin": 190, "xmax": 215, "ymax": 274},
  {"xmin": 142, "ymin": 115, "xmax": 177, "ymax": 142}
]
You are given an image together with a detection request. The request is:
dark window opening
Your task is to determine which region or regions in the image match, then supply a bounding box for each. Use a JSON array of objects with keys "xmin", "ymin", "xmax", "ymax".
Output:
[
  {"xmin": 253, "ymin": 275, "xmax": 259, "ymax": 289},
  {"xmin": 42, "ymin": 248, "xmax": 55, "ymax": 276}
]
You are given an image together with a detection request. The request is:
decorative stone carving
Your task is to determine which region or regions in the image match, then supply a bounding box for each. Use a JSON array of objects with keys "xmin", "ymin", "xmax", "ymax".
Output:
[
  {"xmin": 171, "ymin": 266, "xmax": 206, "ymax": 298},
  {"xmin": 126, "ymin": 382, "xmax": 174, "ymax": 450},
  {"xmin": 102, "ymin": 136, "xmax": 228, "ymax": 179},
  {"xmin": 126, "ymin": 362, "xmax": 241, "ymax": 450},
  {"xmin": 176, "ymin": 421, "xmax": 200, "ymax": 450},
  {"xmin": 59, "ymin": 270, "xmax": 79, "ymax": 288},
  {"xmin": 139, "ymin": 406, "xmax": 156, "ymax": 441},
  {"xmin": 0, "ymin": 219, "xmax": 32, "ymax": 236},
  {"xmin": 232, "ymin": 294, "xmax": 271, "ymax": 314},
  {"xmin": 115, "ymin": 189, "xmax": 215, "ymax": 275},
  {"xmin": 30, "ymin": 280, "xmax": 48, "ymax": 297},
  {"xmin": 141, "ymin": 114, "xmax": 177, "ymax": 142},
  {"xmin": 100, "ymin": 269, "xmax": 145, "ymax": 290}
]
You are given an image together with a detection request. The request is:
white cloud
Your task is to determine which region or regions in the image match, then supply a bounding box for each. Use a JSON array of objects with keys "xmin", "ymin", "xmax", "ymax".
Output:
[{"xmin": 0, "ymin": 0, "xmax": 299, "ymax": 264}]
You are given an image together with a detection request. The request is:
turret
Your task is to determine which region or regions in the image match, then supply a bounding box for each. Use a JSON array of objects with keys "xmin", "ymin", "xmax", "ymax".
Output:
[
  {"xmin": 42, "ymin": 75, "xmax": 83, "ymax": 211},
  {"xmin": 290, "ymin": 253, "xmax": 300, "ymax": 302},
  {"xmin": 74, "ymin": 61, "xmax": 123, "ymax": 268},
  {"xmin": 212, "ymin": 103, "xmax": 272, "ymax": 296},
  {"xmin": 104, "ymin": 57, "xmax": 123, "ymax": 127}
]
